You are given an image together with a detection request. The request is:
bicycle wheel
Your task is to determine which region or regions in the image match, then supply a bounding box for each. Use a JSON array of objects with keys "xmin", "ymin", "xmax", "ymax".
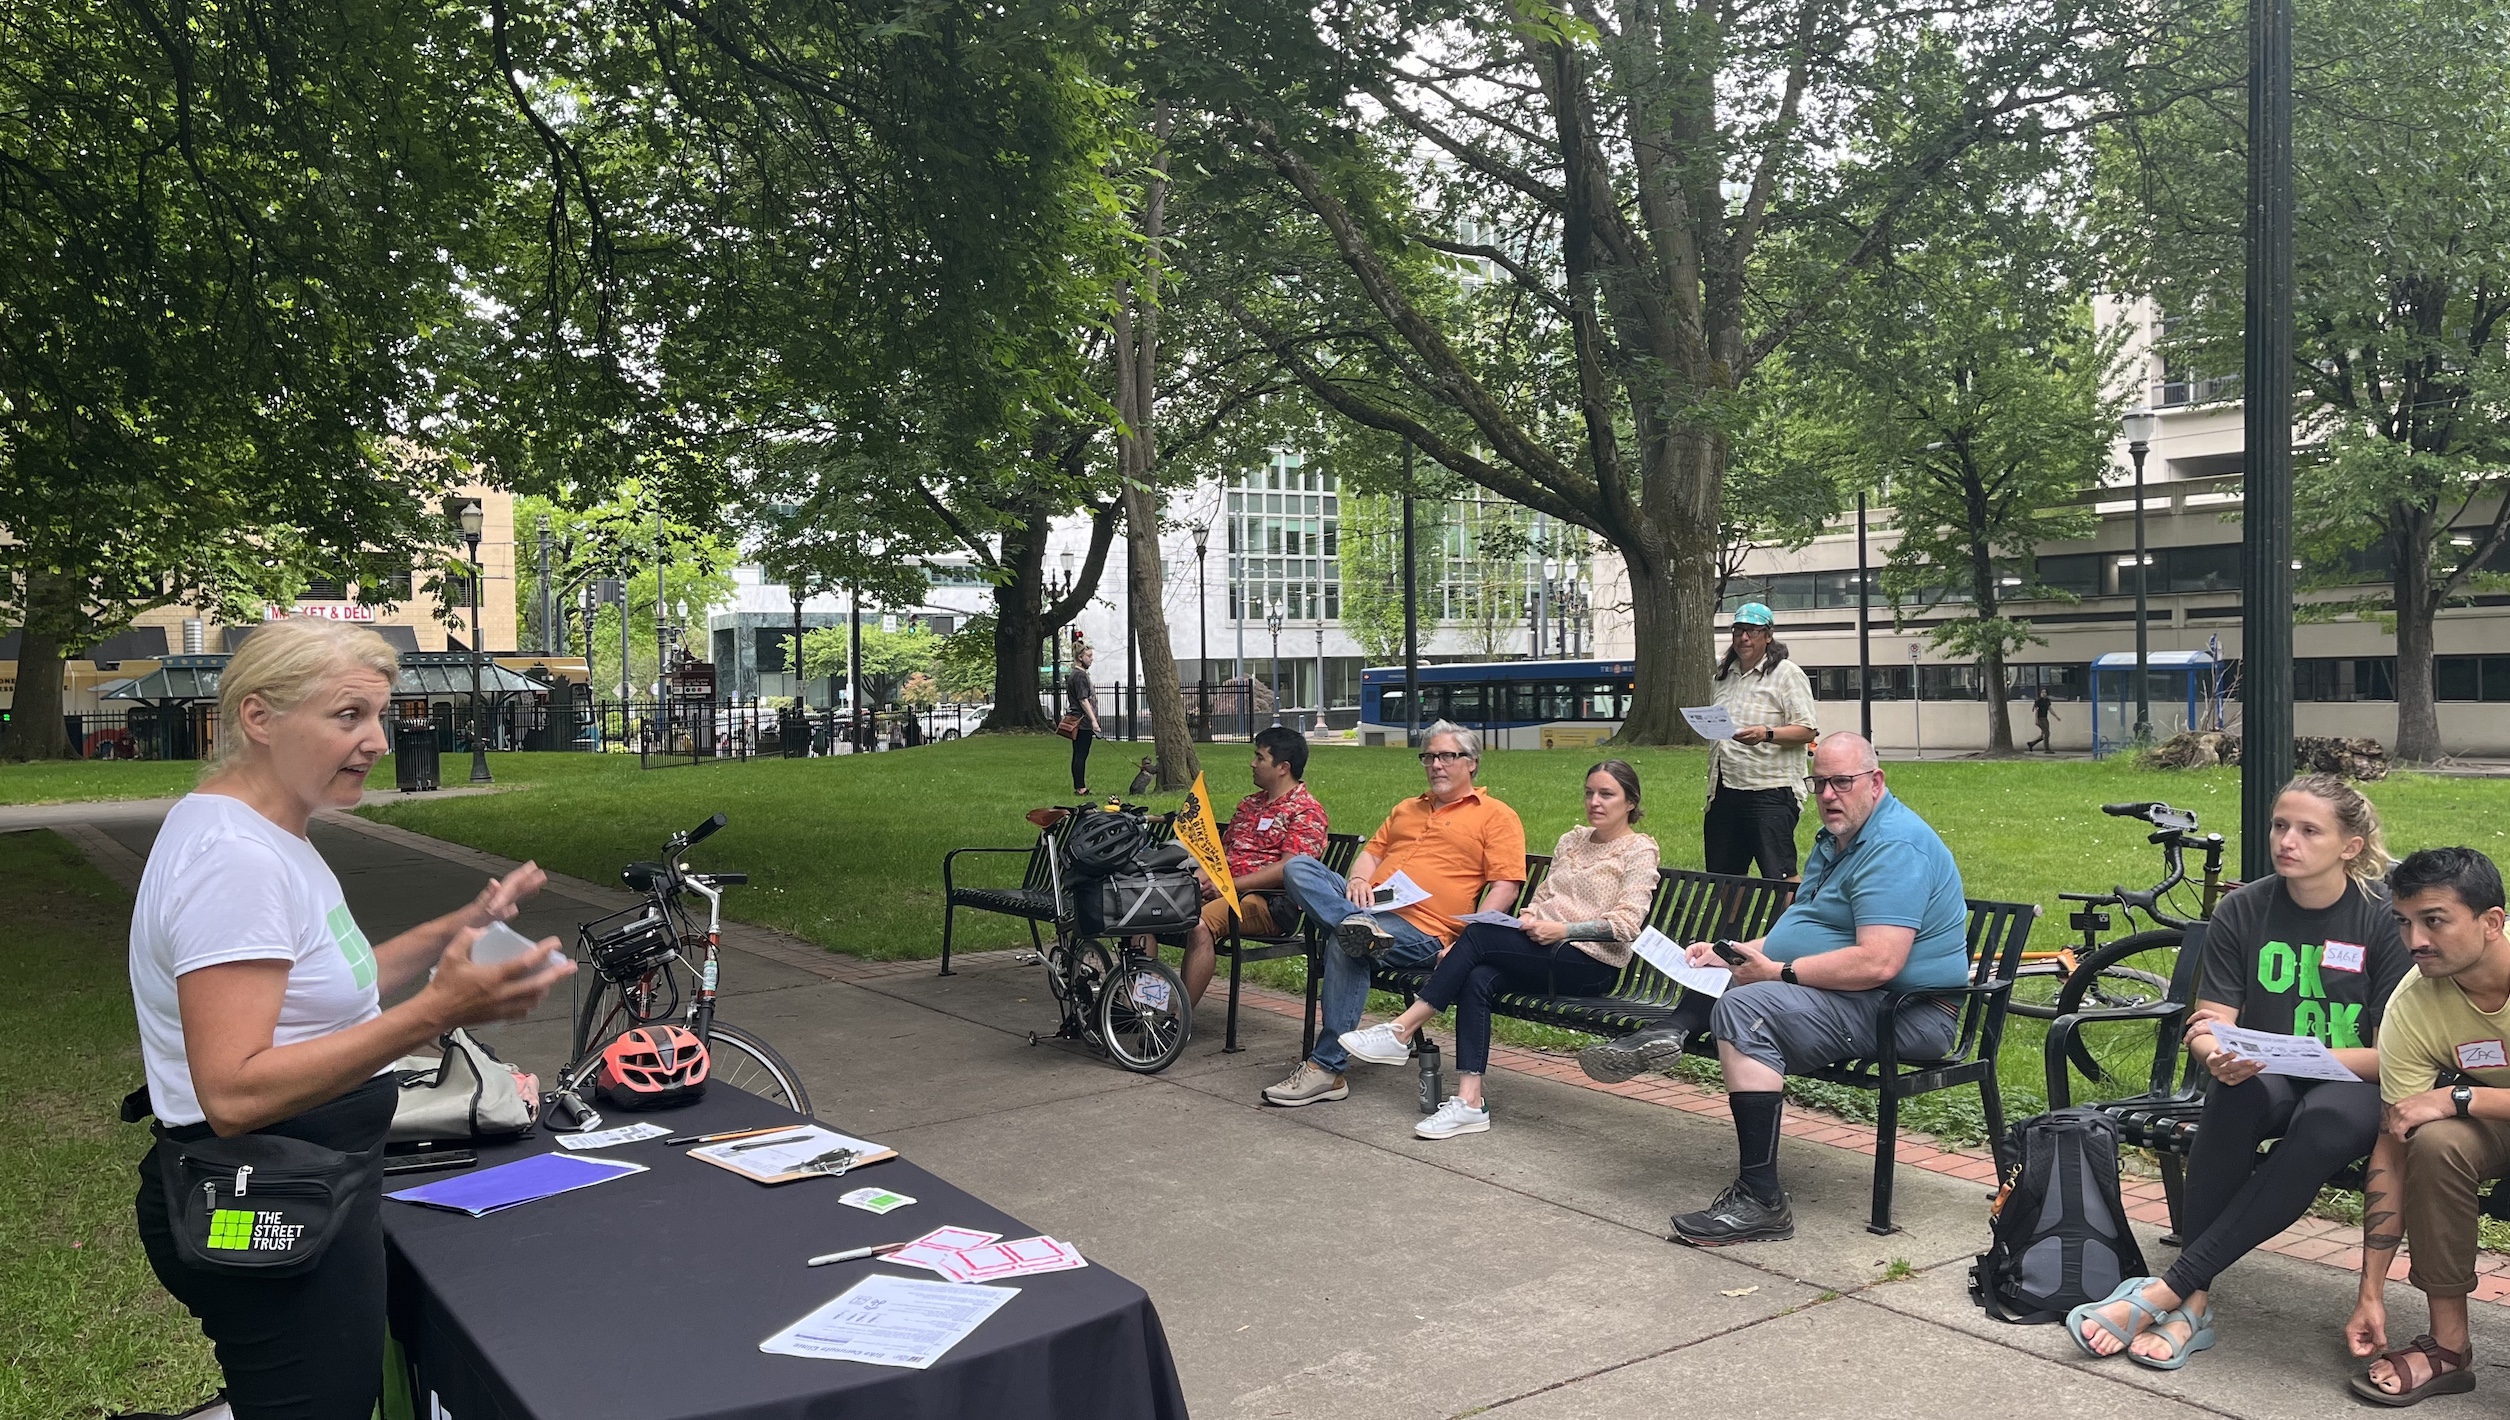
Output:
[
  {"xmin": 2006, "ymin": 957, "xmax": 2080, "ymax": 1021},
  {"xmin": 2047, "ymin": 930, "xmax": 2184, "ymax": 1096},
  {"xmin": 699, "ymin": 1021, "xmax": 813, "ymax": 1115},
  {"xmin": 1096, "ymin": 956, "xmax": 1191, "ymax": 1074}
]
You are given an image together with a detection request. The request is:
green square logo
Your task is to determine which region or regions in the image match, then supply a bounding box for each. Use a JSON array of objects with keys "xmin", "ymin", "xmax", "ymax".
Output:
[
  {"xmin": 207, "ymin": 1209, "xmax": 256, "ymax": 1250},
  {"xmin": 326, "ymin": 903, "xmax": 376, "ymax": 989}
]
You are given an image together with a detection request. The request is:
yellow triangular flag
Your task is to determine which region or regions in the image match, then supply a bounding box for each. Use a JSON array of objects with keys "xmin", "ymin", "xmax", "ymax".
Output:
[{"xmin": 1173, "ymin": 771, "xmax": 1240, "ymax": 920}]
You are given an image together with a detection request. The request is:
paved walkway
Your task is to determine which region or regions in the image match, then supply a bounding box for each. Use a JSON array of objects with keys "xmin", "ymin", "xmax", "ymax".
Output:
[{"xmin": 18, "ymin": 797, "xmax": 2510, "ymax": 1419}]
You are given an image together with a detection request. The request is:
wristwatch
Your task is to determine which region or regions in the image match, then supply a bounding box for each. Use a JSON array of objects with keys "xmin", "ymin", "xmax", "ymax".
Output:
[
  {"xmin": 2454, "ymin": 1083, "xmax": 2475, "ymax": 1119},
  {"xmin": 1780, "ymin": 962, "xmax": 1799, "ymax": 986}
]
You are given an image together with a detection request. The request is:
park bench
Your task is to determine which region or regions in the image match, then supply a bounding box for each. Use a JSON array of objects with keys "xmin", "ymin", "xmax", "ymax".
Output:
[
  {"xmin": 1357, "ymin": 864, "xmax": 2037, "ymax": 1235},
  {"xmin": 1211, "ymin": 831, "xmax": 1363, "ymax": 1056},
  {"xmin": 2041, "ymin": 920, "xmax": 2510, "ymax": 1239}
]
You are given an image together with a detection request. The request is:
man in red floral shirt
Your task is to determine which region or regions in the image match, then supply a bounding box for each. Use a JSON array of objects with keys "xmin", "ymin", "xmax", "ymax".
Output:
[{"xmin": 1169, "ymin": 725, "xmax": 1329, "ymax": 1005}]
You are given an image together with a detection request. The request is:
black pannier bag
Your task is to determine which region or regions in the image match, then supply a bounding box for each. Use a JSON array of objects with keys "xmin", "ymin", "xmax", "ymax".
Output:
[
  {"xmin": 1092, "ymin": 869, "xmax": 1201, "ymax": 935},
  {"xmin": 1968, "ymin": 1108, "xmax": 2149, "ymax": 1324}
]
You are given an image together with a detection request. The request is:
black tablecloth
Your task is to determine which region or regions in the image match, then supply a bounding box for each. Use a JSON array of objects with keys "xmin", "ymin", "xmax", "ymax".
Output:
[{"xmin": 382, "ymin": 1089, "xmax": 1189, "ymax": 1420}]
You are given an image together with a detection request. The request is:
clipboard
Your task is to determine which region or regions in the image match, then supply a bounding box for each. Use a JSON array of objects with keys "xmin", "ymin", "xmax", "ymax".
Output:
[{"xmin": 685, "ymin": 1124, "xmax": 897, "ymax": 1184}]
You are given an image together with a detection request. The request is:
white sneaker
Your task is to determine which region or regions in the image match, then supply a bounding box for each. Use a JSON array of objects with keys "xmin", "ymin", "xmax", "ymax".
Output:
[
  {"xmin": 1339, "ymin": 1022, "xmax": 1413, "ymax": 1066},
  {"xmin": 1415, "ymin": 1097, "xmax": 1490, "ymax": 1139}
]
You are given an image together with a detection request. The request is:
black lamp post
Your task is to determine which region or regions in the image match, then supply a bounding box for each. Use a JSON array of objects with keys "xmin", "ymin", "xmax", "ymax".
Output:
[
  {"xmin": 2240, "ymin": 0, "xmax": 2296, "ymax": 879},
  {"xmin": 458, "ymin": 498, "xmax": 492, "ymax": 784},
  {"xmin": 1266, "ymin": 600, "xmax": 1284, "ymax": 727},
  {"xmin": 1050, "ymin": 557, "xmax": 1073, "ymax": 722},
  {"xmin": 1402, "ymin": 440, "xmax": 1419, "ymax": 748},
  {"xmin": 1856, "ymin": 490, "xmax": 1873, "ymax": 740},
  {"xmin": 2124, "ymin": 407, "xmax": 2159, "ymax": 743},
  {"xmin": 1193, "ymin": 524, "xmax": 1210, "ymax": 737}
]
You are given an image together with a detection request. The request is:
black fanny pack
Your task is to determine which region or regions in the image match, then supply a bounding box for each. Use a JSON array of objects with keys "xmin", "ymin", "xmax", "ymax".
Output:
[{"xmin": 132, "ymin": 1075, "xmax": 391, "ymax": 1278}]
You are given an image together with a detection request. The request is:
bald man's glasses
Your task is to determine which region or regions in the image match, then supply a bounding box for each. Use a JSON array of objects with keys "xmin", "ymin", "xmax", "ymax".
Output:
[{"xmin": 1805, "ymin": 770, "xmax": 1879, "ymax": 797}]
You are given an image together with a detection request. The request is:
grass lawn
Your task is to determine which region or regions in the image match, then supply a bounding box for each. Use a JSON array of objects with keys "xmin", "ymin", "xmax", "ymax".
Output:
[
  {"xmin": 0, "ymin": 830, "xmax": 219, "ymax": 1420},
  {"xmin": 0, "ymin": 759, "xmax": 214, "ymax": 805}
]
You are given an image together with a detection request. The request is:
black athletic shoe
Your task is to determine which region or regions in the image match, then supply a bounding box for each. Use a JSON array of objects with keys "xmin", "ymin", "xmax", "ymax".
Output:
[
  {"xmin": 1578, "ymin": 1027, "xmax": 1693, "ymax": 1083},
  {"xmin": 1671, "ymin": 1182, "xmax": 1795, "ymax": 1246}
]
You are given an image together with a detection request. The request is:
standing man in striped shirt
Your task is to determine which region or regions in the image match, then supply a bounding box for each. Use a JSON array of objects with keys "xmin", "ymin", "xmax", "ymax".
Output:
[{"xmin": 1705, "ymin": 603, "xmax": 1818, "ymax": 880}]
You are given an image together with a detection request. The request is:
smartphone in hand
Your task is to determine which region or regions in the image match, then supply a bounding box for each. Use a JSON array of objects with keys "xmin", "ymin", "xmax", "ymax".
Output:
[{"xmin": 1709, "ymin": 940, "xmax": 1746, "ymax": 966}]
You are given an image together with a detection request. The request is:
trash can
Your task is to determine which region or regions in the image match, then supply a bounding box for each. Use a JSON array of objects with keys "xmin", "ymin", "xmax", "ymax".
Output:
[{"xmin": 395, "ymin": 718, "xmax": 440, "ymax": 792}]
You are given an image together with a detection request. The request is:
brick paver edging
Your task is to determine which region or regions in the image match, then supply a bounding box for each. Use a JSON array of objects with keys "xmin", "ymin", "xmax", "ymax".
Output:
[{"xmin": 1211, "ymin": 974, "xmax": 2510, "ymax": 1307}]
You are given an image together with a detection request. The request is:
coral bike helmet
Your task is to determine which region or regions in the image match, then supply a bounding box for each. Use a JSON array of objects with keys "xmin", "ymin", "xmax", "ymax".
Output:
[{"xmin": 595, "ymin": 1025, "xmax": 710, "ymax": 1110}]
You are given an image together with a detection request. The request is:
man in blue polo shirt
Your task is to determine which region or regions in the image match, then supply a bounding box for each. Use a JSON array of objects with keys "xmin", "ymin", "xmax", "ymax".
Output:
[{"xmin": 1586, "ymin": 731, "xmax": 1968, "ymax": 1245}]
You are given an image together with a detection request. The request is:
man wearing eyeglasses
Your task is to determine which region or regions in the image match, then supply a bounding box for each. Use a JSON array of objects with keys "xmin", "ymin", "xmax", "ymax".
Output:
[
  {"xmin": 1705, "ymin": 602, "xmax": 1818, "ymax": 880},
  {"xmin": 1262, "ymin": 720, "xmax": 1527, "ymax": 1107},
  {"xmin": 1586, "ymin": 732, "xmax": 1969, "ymax": 1245}
]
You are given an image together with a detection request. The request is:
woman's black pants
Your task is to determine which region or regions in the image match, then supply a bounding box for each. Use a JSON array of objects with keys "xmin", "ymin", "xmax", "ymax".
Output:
[
  {"xmin": 1070, "ymin": 723, "xmax": 1095, "ymax": 792},
  {"xmin": 136, "ymin": 1076, "xmax": 397, "ymax": 1420},
  {"xmin": 2162, "ymin": 1072, "xmax": 2381, "ymax": 1296},
  {"xmin": 1417, "ymin": 924, "xmax": 1620, "ymax": 1075}
]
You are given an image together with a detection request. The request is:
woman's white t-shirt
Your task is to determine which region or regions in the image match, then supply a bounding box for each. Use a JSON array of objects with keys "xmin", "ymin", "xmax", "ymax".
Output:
[{"xmin": 130, "ymin": 793, "xmax": 382, "ymax": 1126}]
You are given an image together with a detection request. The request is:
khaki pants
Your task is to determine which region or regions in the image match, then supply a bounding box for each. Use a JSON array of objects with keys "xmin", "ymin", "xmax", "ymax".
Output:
[
  {"xmin": 1200, "ymin": 893, "xmax": 1278, "ymax": 940},
  {"xmin": 2402, "ymin": 1116, "xmax": 2510, "ymax": 1298}
]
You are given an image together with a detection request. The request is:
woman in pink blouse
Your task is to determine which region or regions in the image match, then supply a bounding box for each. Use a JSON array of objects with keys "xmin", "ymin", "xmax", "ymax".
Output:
[{"xmin": 1339, "ymin": 760, "xmax": 1662, "ymax": 1138}]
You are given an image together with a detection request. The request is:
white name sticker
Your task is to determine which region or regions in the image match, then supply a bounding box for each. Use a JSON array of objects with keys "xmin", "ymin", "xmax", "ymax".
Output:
[
  {"xmin": 2320, "ymin": 941, "xmax": 2366, "ymax": 974},
  {"xmin": 2456, "ymin": 1039, "xmax": 2509, "ymax": 1071},
  {"xmin": 1258, "ymin": 818, "xmax": 1276, "ymax": 832}
]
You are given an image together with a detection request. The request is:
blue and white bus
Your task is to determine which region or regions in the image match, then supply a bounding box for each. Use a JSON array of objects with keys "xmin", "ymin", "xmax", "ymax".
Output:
[{"xmin": 1358, "ymin": 659, "xmax": 1637, "ymax": 750}]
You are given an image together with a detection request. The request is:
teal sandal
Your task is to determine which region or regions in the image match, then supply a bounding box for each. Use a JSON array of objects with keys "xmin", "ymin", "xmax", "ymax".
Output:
[
  {"xmin": 2067, "ymin": 1276, "xmax": 2168, "ymax": 1359},
  {"xmin": 2128, "ymin": 1299, "xmax": 2215, "ymax": 1371}
]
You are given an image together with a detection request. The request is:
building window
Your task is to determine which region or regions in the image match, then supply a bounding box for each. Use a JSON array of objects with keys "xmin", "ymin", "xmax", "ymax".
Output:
[
  {"xmin": 301, "ymin": 576, "xmax": 347, "ymax": 602},
  {"xmin": 1227, "ymin": 452, "xmax": 1339, "ymax": 623},
  {"xmin": 2031, "ymin": 553, "xmax": 2102, "ymax": 599},
  {"xmin": 2161, "ymin": 543, "xmax": 2241, "ymax": 594},
  {"xmin": 2295, "ymin": 657, "xmax": 2397, "ymax": 702},
  {"xmin": 2006, "ymin": 663, "xmax": 2091, "ymax": 700},
  {"xmin": 2434, "ymin": 656, "xmax": 2510, "ymax": 702}
]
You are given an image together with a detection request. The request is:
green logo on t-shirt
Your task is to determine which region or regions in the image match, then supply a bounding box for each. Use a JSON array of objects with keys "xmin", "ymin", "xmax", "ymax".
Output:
[
  {"xmin": 326, "ymin": 903, "xmax": 375, "ymax": 990},
  {"xmin": 2257, "ymin": 940, "xmax": 2363, "ymax": 1048}
]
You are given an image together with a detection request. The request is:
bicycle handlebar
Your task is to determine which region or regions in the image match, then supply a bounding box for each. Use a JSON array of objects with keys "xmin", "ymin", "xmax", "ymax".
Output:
[{"xmin": 681, "ymin": 813, "xmax": 727, "ymax": 848}]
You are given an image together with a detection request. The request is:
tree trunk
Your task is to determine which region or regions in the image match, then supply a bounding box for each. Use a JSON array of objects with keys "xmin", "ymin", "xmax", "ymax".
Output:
[
  {"xmin": 1612, "ymin": 436, "xmax": 1721, "ymax": 746},
  {"xmin": 0, "ymin": 627, "xmax": 71, "ymax": 761},
  {"xmin": 1118, "ymin": 486, "xmax": 1198, "ymax": 789},
  {"xmin": 1979, "ymin": 644, "xmax": 2015, "ymax": 755},
  {"xmin": 983, "ymin": 521, "xmax": 1054, "ymax": 732},
  {"xmin": 2393, "ymin": 527, "xmax": 2442, "ymax": 762},
  {"xmin": 0, "ymin": 570, "xmax": 79, "ymax": 761}
]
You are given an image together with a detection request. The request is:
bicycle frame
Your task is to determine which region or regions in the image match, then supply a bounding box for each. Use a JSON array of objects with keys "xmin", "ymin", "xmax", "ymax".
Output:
[{"xmin": 556, "ymin": 818, "xmax": 740, "ymax": 1095}]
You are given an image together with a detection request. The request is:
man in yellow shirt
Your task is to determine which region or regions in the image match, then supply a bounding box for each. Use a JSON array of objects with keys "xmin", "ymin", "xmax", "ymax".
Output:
[{"xmin": 2349, "ymin": 847, "xmax": 2510, "ymax": 1404}]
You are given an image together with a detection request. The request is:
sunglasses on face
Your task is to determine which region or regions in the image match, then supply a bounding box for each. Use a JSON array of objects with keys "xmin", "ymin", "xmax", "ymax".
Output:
[{"xmin": 1804, "ymin": 771, "xmax": 1878, "ymax": 797}]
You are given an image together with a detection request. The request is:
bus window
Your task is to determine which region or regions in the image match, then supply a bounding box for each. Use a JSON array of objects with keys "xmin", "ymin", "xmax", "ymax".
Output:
[
  {"xmin": 1446, "ymin": 684, "xmax": 1487, "ymax": 723},
  {"xmin": 1576, "ymin": 683, "xmax": 1618, "ymax": 719}
]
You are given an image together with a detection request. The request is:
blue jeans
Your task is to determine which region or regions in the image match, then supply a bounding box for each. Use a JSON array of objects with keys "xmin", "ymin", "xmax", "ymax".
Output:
[{"xmin": 1279, "ymin": 854, "xmax": 1442, "ymax": 1072}]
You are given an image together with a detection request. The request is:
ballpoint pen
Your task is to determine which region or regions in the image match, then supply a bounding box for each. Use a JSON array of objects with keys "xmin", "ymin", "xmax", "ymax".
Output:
[
  {"xmin": 806, "ymin": 1242, "xmax": 906, "ymax": 1267},
  {"xmin": 663, "ymin": 1127, "xmax": 791, "ymax": 1147},
  {"xmin": 726, "ymin": 1133, "xmax": 811, "ymax": 1153}
]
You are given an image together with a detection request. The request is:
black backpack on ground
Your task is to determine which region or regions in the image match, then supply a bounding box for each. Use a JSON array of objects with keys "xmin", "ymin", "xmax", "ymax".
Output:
[{"xmin": 1968, "ymin": 1108, "xmax": 2148, "ymax": 1324}]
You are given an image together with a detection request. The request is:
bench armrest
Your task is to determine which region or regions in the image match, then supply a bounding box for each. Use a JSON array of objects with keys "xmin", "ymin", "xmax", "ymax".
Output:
[
  {"xmin": 2043, "ymin": 1000, "xmax": 2192, "ymax": 1109},
  {"xmin": 942, "ymin": 844, "xmax": 1042, "ymax": 892}
]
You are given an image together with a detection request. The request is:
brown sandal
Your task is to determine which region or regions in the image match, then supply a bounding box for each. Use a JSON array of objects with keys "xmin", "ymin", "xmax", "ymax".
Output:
[{"xmin": 2350, "ymin": 1334, "xmax": 2475, "ymax": 1406}]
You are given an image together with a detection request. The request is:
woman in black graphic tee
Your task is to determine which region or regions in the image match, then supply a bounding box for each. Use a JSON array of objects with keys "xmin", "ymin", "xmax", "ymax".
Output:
[{"xmin": 2070, "ymin": 774, "xmax": 2407, "ymax": 1370}]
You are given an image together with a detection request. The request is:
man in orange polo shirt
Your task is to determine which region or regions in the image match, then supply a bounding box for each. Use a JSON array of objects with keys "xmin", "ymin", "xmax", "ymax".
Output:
[{"xmin": 1263, "ymin": 720, "xmax": 1527, "ymax": 1107}]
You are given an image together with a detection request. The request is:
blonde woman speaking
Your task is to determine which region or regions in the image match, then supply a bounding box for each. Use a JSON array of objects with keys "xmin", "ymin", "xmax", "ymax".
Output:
[{"xmin": 129, "ymin": 618, "xmax": 573, "ymax": 1419}]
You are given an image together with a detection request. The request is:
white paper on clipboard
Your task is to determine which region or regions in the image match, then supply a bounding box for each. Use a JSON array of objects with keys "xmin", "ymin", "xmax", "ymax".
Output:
[{"xmin": 1631, "ymin": 926, "xmax": 1731, "ymax": 998}]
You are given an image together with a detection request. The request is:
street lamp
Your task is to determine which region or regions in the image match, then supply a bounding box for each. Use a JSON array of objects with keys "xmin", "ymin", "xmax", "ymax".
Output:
[
  {"xmin": 1266, "ymin": 599, "xmax": 1284, "ymax": 728},
  {"xmin": 1313, "ymin": 589, "xmax": 1326, "ymax": 738},
  {"xmin": 1051, "ymin": 553, "xmax": 1075, "ymax": 722},
  {"xmin": 2123, "ymin": 407, "xmax": 2159, "ymax": 743},
  {"xmin": 1193, "ymin": 524, "xmax": 1210, "ymax": 739},
  {"xmin": 457, "ymin": 499, "xmax": 492, "ymax": 784}
]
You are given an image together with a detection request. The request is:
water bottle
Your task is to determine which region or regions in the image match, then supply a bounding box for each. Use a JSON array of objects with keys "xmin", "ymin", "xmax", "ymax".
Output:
[{"xmin": 1415, "ymin": 1036, "xmax": 1442, "ymax": 1115}]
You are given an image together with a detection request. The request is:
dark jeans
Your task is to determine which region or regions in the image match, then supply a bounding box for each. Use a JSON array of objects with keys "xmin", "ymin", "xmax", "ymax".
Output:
[
  {"xmin": 1704, "ymin": 785, "xmax": 1800, "ymax": 879},
  {"xmin": 1417, "ymin": 923, "xmax": 1620, "ymax": 1074},
  {"xmin": 135, "ymin": 1076, "xmax": 397, "ymax": 1420},
  {"xmin": 2163, "ymin": 1072, "xmax": 2381, "ymax": 1296},
  {"xmin": 1071, "ymin": 722, "xmax": 1095, "ymax": 792}
]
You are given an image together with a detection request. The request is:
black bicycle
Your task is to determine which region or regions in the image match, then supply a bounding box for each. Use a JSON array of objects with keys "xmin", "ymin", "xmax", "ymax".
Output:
[
  {"xmin": 1025, "ymin": 804, "xmax": 1192, "ymax": 1074},
  {"xmin": 2016, "ymin": 800, "xmax": 2235, "ymax": 1092},
  {"xmin": 546, "ymin": 813, "xmax": 812, "ymax": 1124}
]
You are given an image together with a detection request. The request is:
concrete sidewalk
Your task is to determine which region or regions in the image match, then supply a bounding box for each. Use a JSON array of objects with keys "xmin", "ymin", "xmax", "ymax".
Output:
[{"xmin": 24, "ymin": 798, "xmax": 2510, "ymax": 1419}]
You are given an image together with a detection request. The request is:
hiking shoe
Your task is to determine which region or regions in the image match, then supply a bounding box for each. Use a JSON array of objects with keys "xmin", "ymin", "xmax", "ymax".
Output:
[
  {"xmin": 1578, "ymin": 1027, "xmax": 1693, "ymax": 1083},
  {"xmin": 1262, "ymin": 1061, "xmax": 1348, "ymax": 1107},
  {"xmin": 1339, "ymin": 1022, "xmax": 1414, "ymax": 1066},
  {"xmin": 1415, "ymin": 1097, "xmax": 1491, "ymax": 1139},
  {"xmin": 1335, "ymin": 915, "xmax": 1393, "ymax": 957},
  {"xmin": 1671, "ymin": 1182, "xmax": 1794, "ymax": 1246}
]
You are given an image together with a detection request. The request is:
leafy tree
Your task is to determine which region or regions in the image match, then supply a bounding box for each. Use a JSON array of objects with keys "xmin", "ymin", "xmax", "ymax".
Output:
[
  {"xmin": 2105, "ymin": 0, "xmax": 2510, "ymax": 761},
  {"xmin": 511, "ymin": 488, "xmax": 731, "ymax": 702},
  {"xmin": 1336, "ymin": 492, "xmax": 1449, "ymax": 665},
  {"xmin": 0, "ymin": 0, "xmax": 504, "ymax": 758},
  {"xmin": 934, "ymin": 615, "xmax": 1000, "ymax": 703},
  {"xmin": 1191, "ymin": 0, "xmax": 2173, "ymax": 742},
  {"xmin": 1785, "ymin": 227, "xmax": 2124, "ymax": 752},
  {"xmin": 790, "ymin": 622, "xmax": 937, "ymax": 707}
]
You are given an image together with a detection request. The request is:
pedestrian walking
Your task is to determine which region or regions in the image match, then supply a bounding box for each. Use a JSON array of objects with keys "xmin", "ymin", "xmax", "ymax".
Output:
[{"xmin": 2028, "ymin": 688, "xmax": 2058, "ymax": 753}]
